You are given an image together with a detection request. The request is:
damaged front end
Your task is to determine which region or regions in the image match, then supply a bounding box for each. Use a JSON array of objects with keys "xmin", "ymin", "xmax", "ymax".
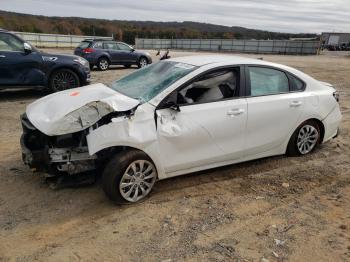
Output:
[
  {"xmin": 20, "ymin": 83, "xmax": 141, "ymax": 175},
  {"xmin": 21, "ymin": 113, "xmax": 97, "ymax": 175}
]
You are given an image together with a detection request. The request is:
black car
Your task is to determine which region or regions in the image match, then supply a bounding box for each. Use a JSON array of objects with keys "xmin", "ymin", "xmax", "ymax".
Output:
[
  {"xmin": 0, "ymin": 29, "xmax": 90, "ymax": 92},
  {"xmin": 74, "ymin": 39, "xmax": 152, "ymax": 71}
]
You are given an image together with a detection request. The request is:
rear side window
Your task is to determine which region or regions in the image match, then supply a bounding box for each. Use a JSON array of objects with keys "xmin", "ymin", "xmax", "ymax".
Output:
[
  {"xmin": 104, "ymin": 42, "xmax": 118, "ymax": 50},
  {"xmin": 78, "ymin": 41, "xmax": 91, "ymax": 49},
  {"xmin": 93, "ymin": 42, "xmax": 103, "ymax": 48},
  {"xmin": 248, "ymin": 67, "xmax": 289, "ymax": 96},
  {"xmin": 289, "ymin": 74, "xmax": 305, "ymax": 91}
]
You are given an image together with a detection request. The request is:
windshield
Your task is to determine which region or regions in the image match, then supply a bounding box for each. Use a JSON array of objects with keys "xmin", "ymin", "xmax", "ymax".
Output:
[{"xmin": 110, "ymin": 61, "xmax": 197, "ymax": 102}]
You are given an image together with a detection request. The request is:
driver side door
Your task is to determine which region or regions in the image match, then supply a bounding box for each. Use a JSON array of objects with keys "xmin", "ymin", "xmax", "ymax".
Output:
[
  {"xmin": 156, "ymin": 67, "xmax": 247, "ymax": 175},
  {"xmin": 116, "ymin": 43, "xmax": 137, "ymax": 63}
]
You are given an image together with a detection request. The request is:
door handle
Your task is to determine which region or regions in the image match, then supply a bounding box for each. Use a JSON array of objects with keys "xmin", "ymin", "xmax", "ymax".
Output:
[
  {"xmin": 290, "ymin": 101, "xmax": 302, "ymax": 107},
  {"xmin": 0, "ymin": 55, "xmax": 5, "ymax": 58},
  {"xmin": 227, "ymin": 109, "xmax": 245, "ymax": 117}
]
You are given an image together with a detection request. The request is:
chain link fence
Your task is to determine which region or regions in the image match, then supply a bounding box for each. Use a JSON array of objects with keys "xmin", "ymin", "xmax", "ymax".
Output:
[
  {"xmin": 136, "ymin": 38, "xmax": 320, "ymax": 55},
  {"xmin": 14, "ymin": 32, "xmax": 113, "ymax": 48}
]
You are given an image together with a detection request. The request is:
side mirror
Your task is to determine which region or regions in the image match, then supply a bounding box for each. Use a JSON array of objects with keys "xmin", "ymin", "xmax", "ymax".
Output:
[
  {"xmin": 164, "ymin": 100, "xmax": 180, "ymax": 112},
  {"xmin": 24, "ymin": 43, "xmax": 32, "ymax": 54},
  {"xmin": 130, "ymin": 48, "xmax": 135, "ymax": 52}
]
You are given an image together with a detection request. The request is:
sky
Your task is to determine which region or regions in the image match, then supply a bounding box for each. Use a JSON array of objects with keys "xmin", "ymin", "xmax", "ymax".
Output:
[{"xmin": 1, "ymin": 0, "xmax": 349, "ymax": 33}]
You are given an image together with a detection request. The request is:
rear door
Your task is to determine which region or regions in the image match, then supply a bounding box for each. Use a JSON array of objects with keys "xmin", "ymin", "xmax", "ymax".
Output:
[
  {"xmin": 0, "ymin": 32, "xmax": 44, "ymax": 86},
  {"xmin": 244, "ymin": 66, "xmax": 305, "ymax": 157}
]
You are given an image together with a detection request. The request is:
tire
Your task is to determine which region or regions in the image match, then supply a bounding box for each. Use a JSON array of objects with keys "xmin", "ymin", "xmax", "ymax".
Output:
[
  {"xmin": 97, "ymin": 57, "xmax": 110, "ymax": 71},
  {"xmin": 89, "ymin": 64, "xmax": 94, "ymax": 70},
  {"xmin": 49, "ymin": 69, "xmax": 80, "ymax": 92},
  {"xmin": 287, "ymin": 120, "xmax": 321, "ymax": 156},
  {"xmin": 102, "ymin": 149, "xmax": 157, "ymax": 204},
  {"xmin": 138, "ymin": 57, "xmax": 148, "ymax": 68},
  {"xmin": 124, "ymin": 65, "xmax": 132, "ymax": 68}
]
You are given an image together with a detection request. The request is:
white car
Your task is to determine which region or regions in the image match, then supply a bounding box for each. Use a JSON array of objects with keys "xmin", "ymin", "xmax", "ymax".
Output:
[{"xmin": 21, "ymin": 55, "xmax": 342, "ymax": 203}]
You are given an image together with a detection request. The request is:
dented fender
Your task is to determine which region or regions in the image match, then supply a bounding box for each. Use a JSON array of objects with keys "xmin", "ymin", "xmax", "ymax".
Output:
[{"xmin": 86, "ymin": 103, "xmax": 167, "ymax": 179}]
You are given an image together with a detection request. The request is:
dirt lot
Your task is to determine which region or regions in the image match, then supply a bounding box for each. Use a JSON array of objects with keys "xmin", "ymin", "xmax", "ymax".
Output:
[{"xmin": 0, "ymin": 49, "xmax": 349, "ymax": 262}]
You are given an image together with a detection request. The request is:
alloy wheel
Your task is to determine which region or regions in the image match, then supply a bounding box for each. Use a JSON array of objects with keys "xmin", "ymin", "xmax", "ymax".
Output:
[
  {"xmin": 99, "ymin": 59, "xmax": 109, "ymax": 70},
  {"xmin": 119, "ymin": 160, "xmax": 157, "ymax": 202},
  {"xmin": 52, "ymin": 71, "xmax": 78, "ymax": 91},
  {"xmin": 139, "ymin": 58, "xmax": 148, "ymax": 68},
  {"xmin": 297, "ymin": 125, "xmax": 319, "ymax": 154}
]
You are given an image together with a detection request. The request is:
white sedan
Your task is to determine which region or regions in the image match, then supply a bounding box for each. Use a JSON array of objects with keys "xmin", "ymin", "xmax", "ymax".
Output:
[{"xmin": 21, "ymin": 55, "xmax": 342, "ymax": 203}]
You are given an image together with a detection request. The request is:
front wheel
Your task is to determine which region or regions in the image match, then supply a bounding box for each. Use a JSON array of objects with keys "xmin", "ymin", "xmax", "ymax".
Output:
[
  {"xmin": 102, "ymin": 150, "xmax": 157, "ymax": 204},
  {"xmin": 287, "ymin": 120, "xmax": 321, "ymax": 156},
  {"xmin": 49, "ymin": 69, "xmax": 80, "ymax": 92},
  {"xmin": 138, "ymin": 57, "xmax": 148, "ymax": 68}
]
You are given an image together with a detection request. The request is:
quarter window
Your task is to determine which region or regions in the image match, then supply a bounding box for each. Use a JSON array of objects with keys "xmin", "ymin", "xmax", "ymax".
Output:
[
  {"xmin": 289, "ymin": 74, "xmax": 305, "ymax": 91},
  {"xmin": 248, "ymin": 67, "xmax": 289, "ymax": 96}
]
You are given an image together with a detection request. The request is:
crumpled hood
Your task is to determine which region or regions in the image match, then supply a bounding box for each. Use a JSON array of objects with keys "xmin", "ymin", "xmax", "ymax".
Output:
[{"xmin": 26, "ymin": 83, "xmax": 139, "ymax": 136}]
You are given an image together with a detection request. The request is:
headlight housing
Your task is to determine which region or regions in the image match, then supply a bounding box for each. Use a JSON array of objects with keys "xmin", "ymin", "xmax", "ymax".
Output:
[{"xmin": 74, "ymin": 57, "xmax": 89, "ymax": 69}]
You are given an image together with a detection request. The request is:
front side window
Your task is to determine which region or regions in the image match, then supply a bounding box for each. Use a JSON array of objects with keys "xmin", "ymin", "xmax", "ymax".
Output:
[
  {"xmin": 117, "ymin": 43, "xmax": 132, "ymax": 51},
  {"xmin": 176, "ymin": 68, "xmax": 240, "ymax": 105},
  {"xmin": 0, "ymin": 33, "xmax": 23, "ymax": 52},
  {"xmin": 249, "ymin": 67, "xmax": 289, "ymax": 96},
  {"xmin": 110, "ymin": 61, "xmax": 197, "ymax": 103}
]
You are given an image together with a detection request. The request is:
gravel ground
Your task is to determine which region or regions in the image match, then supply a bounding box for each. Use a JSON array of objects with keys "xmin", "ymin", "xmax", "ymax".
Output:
[{"xmin": 0, "ymin": 49, "xmax": 349, "ymax": 262}]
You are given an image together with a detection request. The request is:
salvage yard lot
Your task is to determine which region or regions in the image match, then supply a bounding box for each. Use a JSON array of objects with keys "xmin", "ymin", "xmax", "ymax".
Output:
[{"xmin": 0, "ymin": 50, "xmax": 349, "ymax": 261}]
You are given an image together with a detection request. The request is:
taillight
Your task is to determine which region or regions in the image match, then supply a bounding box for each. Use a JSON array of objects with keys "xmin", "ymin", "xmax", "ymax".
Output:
[
  {"xmin": 333, "ymin": 91, "xmax": 340, "ymax": 102},
  {"xmin": 83, "ymin": 48, "xmax": 95, "ymax": 54}
]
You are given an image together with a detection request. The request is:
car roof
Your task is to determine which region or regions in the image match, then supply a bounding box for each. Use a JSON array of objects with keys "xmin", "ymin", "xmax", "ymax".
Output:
[
  {"xmin": 83, "ymin": 38, "xmax": 114, "ymax": 42},
  {"xmin": 168, "ymin": 55, "xmax": 276, "ymax": 67}
]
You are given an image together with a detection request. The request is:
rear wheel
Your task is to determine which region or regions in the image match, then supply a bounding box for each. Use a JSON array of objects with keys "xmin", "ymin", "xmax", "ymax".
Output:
[
  {"xmin": 97, "ymin": 57, "xmax": 110, "ymax": 71},
  {"xmin": 49, "ymin": 69, "xmax": 80, "ymax": 92},
  {"xmin": 138, "ymin": 57, "xmax": 148, "ymax": 68},
  {"xmin": 287, "ymin": 120, "xmax": 321, "ymax": 156},
  {"xmin": 89, "ymin": 64, "xmax": 94, "ymax": 70},
  {"xmin": 102, "ymin": 150, "xmax": 157, "ymax": 204}
]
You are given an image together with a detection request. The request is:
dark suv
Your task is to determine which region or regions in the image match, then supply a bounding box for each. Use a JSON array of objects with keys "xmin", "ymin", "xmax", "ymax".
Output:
[
  {"xmin": 74, "ymin": 39, "xmax": 152, "ymax": 70},
  {"xmin": 0, "ymin": 29, "xmax": 90, "ymax": 92}
]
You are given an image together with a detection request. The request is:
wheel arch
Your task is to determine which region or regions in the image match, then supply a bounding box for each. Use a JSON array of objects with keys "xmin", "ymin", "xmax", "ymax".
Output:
[
  {"xmin": 98, "ymin": 55, "xmax": 111, "ymax": 64},
  {"xmin": 285, "ymin": 117, "xmax": 325, "ymax": 155},
  {"xmin": 96, "ymin": 145, "xmax": 161, "ymax": 178},
  {"xmin": 305, "ymin": 118, "xmax": 325, "ymax": 143},
  {"xmin": 138, "ymin": 55, "xmax": 148, "ymax": 63}
]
